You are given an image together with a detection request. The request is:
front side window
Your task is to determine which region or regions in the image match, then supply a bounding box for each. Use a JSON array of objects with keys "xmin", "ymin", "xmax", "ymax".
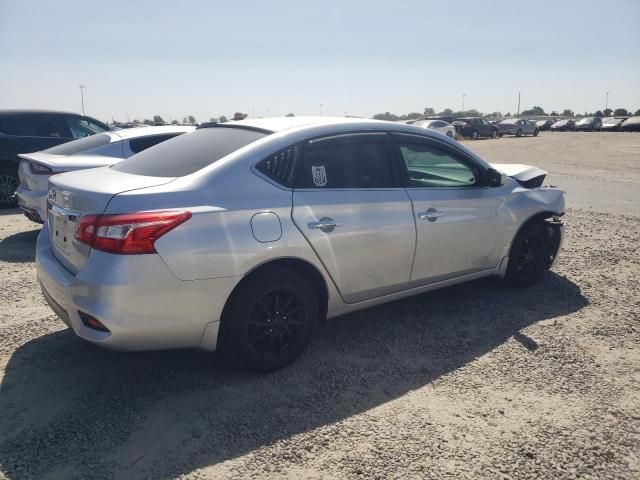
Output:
[
  {"xmin": 396, "ymin": 139, "xmax": 479, "ymax": 188},
  {"xmin": 296, "ymin": 135, "xmax": 395, "ymax": 189},
  {"xmin": 66, "ymin": 117, "xmax": 106, "ymax": 138}
]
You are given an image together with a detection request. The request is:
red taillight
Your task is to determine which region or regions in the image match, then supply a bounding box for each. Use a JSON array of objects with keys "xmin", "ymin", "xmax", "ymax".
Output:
[{"xmin": 74, "ymin": 211, "xmax": 192, "ymax": 254}]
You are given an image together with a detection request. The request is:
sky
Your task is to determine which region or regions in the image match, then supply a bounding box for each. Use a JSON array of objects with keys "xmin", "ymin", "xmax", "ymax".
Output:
[{"xmin": 1, "ymin": 0, "xmax": 639, "ymax": 123}]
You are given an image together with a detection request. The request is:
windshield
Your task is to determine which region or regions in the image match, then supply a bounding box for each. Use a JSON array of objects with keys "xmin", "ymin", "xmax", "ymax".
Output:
[
  {"xmin": 43, "ymin": 133, "xmax": 112, "ymax": 155},
  {"xmin": 112, "ymin": 127, "xmax": 269, "ymax": 177}
]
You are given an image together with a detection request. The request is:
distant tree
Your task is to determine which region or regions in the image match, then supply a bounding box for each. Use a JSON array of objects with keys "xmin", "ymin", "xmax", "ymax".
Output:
[
  {"xmin": 153, "ymin": 115, "xmax": 165, "ymax": 124},
  {"xmin": 549, "ymin": 111, "xmax": 558, "ymax": 117},
  {"xmin": 635, "ymin": 109, "xmax": 640, "ymax": 116},
  {"xmin": 286, "ymin": 113, "xmax": 295, "ymax": 117},
  {"xmin": 171, "ymin": 119, "xmax": 179, "ymax": 124},
  {"xmin": 400, "ymin": 112, "xmax": 422, "ymax": 120},
  {"xmin": 438, "ymin": 108, "xmax": 454, "ymax": 116},
  {"xmin": 457, "ymin": 109, "xmax": 482, "ymax": 117},
  {"xmin": 614, "ymin": 108, "xmax": 629, "ymax": 116},
  {"xmin": 487, "ymin": 111, "xmax": 503, "ymax": 118},
  {"xmin": 561, "ymin": 109, "xmax": 574, "ymax": 117},
  {"xmin": 219, "ymin": 115, "xmax": 228, "ymax": 123},
  {"xmin": 132, "ymin": 119, "xmax": 141, "ymax": 125},
  {"xmin": 505, "ymin": 112, "xmax": 512, "ymax": 117},
  {"xmin": 520, "ymin": 106, "xmax": 546, "ymax": 116},
  {"xmin": 187, "ymin": 115, "xmax": 196, "ymax": 124},
  {"xmin": 232, "ymin": 112, "xmax": 248, "ymax": 121},
  {"xmin": 595, "ymin": 110, "xmax": 603, "ymax": 117},
  {"xmin": 182, "ymin": 117, "xmax": 188, "ymax": 124},
  {"xmin": 423, "ymin": 107, "xmax": 436, "ymax": 116},
  {"xmin": 373, "ymin": 112, "xmax": 400, "ymax": 121},
  {"xmin": 603, "ymin": 108, "xmax": 613, "ymax": 117}
]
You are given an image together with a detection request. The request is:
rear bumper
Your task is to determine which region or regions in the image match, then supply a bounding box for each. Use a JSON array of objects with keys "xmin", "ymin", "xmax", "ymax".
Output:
[
  {"xmin": 16, "ymin": 185, "xmax": 47, "ymax": 222},
  {"xmin": 36, "ymin": 223, "xmax": 240, "ymax": 352}
]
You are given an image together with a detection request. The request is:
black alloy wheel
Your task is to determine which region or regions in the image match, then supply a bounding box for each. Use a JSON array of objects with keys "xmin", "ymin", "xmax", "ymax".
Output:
[
  {"xmin": 220, "ymin": 268, "xmax": 318, "ymax": 371},
  {"xmin": 0, "ymin": 169, "xmax": 19, "ymax": 209},
  {"xmin": 504, "ymin": 221, "xmax": 551, "ymax": 288}
]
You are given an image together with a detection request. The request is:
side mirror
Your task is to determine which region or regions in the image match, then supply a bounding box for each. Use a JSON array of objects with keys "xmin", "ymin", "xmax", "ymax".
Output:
[{"xmin": 486, "ymin": 167, "xmax": 506, "ymax": 187}]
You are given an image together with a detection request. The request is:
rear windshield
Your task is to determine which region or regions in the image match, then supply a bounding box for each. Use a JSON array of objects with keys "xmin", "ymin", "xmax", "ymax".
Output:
[
  {"xmin": 44, "ymin": 133, "xmax": 112, "ymax": 155},
  {"xmin": 111, "ymin": 127, "xmax": 269, "ymax": 177}
]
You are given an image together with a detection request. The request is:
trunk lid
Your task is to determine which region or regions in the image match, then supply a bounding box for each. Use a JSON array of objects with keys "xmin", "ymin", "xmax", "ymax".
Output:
[{"xmin": 47, "ymin": 167, "xmax": 175, "ymax": 273}]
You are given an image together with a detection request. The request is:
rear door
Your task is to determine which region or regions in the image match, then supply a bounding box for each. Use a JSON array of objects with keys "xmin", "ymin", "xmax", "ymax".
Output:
[
  {"xmin": 291, "ymin": 132, "xmax": 416, "ymax": 303},
  {"xmin": 391, "ymin": 133, "xmax": 505, "ymax": 285}
]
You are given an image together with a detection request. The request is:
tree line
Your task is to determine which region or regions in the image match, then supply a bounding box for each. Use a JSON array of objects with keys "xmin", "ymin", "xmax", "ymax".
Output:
[{"xmin": 373, "ymin": 106, "xmax": 640, "ymax": 121}]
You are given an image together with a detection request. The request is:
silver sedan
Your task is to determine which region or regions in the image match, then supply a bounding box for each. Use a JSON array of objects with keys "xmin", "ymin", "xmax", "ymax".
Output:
[
  {"xmin": 497, "ymin": 119, "xmax": 540, "ymax": 137},
  {"xmin": 37, "ymin": 117, "xmax": 565, "ymax": 371}
]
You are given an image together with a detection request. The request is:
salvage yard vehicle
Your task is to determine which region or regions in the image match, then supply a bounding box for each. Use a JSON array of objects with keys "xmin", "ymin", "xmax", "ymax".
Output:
[
  {"xmin": 452, "ymin": 117, "xmax": 499, "ymax": 139},
  {"xmin": 411, "ymin": 119, "xmax": 456, "ymax": 137},
  {"xmin": 37, "ymin": 117, "xmax": 565, "ymax": 371},
  {"xmin": 0, "ymin": 110, "xmax": 109, "ymax": 209},
  {"xmin": 497, "ymin": 119, "xmax": 539, "ymax": 137},
  {"xmin": 600, "ymin": 117, "xmax": 626, "ymax": 131},
  {"xmin": 17, "ymin": 125, "xmax": 194, "ymax": 223},
  {"xmin": 535, "ymin": 119, "xmax": 554, "ymax": 131},
  {"xmin": 575, "ymin": 116, "xmax": 603, "ymax": 132},
  {"xmin": 550, "ymin": 119, "xmax": 576, "ymax": 132},
  {"xmin": 619, "ymin": 116, "xmax": 640, "ymax": 132}
]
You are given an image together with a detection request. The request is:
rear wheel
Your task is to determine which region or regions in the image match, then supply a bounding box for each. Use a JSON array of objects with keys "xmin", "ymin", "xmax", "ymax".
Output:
[
  {"xmin": 533, "ymin": 129, "xmax": 539, "ymax": 137},
  {"xmin": 504, "ymin": 220, "xmax": 551, "ymax": 288},
  {"xmin": 516, "ymin": 129, "xmax": 522, "ymax": 137},
  {"xmin": 491, "ymin": 130, "xmax": 497, "ymax": 139},
  {"xmin": 220, "ymin": 268, "xmax": 318, "ymax": 371},
  {"xmin": 0, "ymin": 165, "xmax": 19, "ymax": 209},
  {"xmin": 471, "ymin": 130, "xmax": 479, "ymax": 140},
  {"xmin": 446, "ymin": 130, "xmax": 453, "ymax": 138}
]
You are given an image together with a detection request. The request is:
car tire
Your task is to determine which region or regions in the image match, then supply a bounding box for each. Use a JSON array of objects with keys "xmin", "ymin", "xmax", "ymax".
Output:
[
  {"xmin": 516, "ymin": 129, "xmax": 522, "ymax": 137},
  {"xmin": 471, "ymin": 130, "xmax": 479, "ymax": 140},
  {"xmin": 219, "ymin": 268, "xmax": 319, "ymax": 372},
  {"xmin": 491, "ymin": 130, "xmax": 497, "ymax": 139},
  {"xmin": 446, "ymin": 130, "xmax": 453, "ymax": 138},
  {"xmin": 0, "ymin": 164, "xmax": 19, "ymax": 209},
  {"xmin": 533, "ymin": 129, "xmax": 539, "ymax": 137},
  {"xmin": 504, "ymin": 220, "xmax": 552, "ymax": 288}
]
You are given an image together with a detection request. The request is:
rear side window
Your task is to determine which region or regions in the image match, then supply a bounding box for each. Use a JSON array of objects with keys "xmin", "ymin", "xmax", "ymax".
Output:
[
  {"xmin": 44, "ymin": 133, "xmax": 112, "ymax": 155},
  {"xmin": 112, "ymin": 127, "xmax": 268, "ymax": 177},
  {"xmin": 128, "ymin": 133, "xmax": 182, "ymax": 154},
  {"xmin": 296, "ymin": 134, "xmax": 395, "ymax": 189}
]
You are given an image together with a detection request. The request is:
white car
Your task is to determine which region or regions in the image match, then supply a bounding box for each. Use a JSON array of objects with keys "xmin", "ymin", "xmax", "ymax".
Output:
[
  {"xmin": 412, "ymin": 119, "xmax": 457, "ymax": 138},
  {"xmin": 17, "ymin": 126, "xmax": 194, "ymax": 222}
]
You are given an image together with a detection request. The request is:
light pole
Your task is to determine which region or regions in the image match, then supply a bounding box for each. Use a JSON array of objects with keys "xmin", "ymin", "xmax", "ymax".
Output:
[
  {"xmin": 78, "ymin": 85, "xmax": 85, "ymax": 115},
  {"xmin": 462, "ymin": 94, "xmax": 466, "ymax": 112},
  {"xmin": 605, "ymin": 92, "xmax": 609, "ymax": 112}
]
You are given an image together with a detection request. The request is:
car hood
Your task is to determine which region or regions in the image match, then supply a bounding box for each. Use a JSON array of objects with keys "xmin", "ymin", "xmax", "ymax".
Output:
[
  {"xmin": 490, "ymin": 163, "xmax": 548, "ymax": 183},
  {"xmin": 18, "ymin": 151, "xmax": 121, "ymax": 170}
]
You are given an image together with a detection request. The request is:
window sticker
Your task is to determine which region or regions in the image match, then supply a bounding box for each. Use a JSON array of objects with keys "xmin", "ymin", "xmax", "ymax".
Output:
[{"xmin": 312, "ymin": 165, "xmax": 327, "ymax": 187}]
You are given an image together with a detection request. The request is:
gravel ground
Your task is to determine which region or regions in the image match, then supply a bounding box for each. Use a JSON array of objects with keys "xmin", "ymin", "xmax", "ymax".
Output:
[{"xmin": 0, "ymin": 133, "xmax": 638, "ymax": 480}]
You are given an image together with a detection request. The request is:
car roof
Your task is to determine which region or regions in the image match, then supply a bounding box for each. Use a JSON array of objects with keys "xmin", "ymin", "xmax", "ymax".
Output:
[
  {"xmin": 0, "ymin": 109, "xmax": 89, "ymax": 117},
  {"xmin": 109, "ymin": 125, "xmax": 195, "ymax": 140}
]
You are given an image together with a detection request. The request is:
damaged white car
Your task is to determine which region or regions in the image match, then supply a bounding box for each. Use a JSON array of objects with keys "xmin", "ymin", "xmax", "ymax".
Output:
[{"xmin": 37, "ymin": 117, "xmax": 564, "ymax": 371}]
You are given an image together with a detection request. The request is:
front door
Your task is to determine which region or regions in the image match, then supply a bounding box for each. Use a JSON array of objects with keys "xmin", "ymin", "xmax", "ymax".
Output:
[
  {"xmin": 391, "ymin": 133, "xmax": 505, "ymax": 285},
  {"xmin": 292, "ymin": 133, "xmax": 416, "ymax": 303}
]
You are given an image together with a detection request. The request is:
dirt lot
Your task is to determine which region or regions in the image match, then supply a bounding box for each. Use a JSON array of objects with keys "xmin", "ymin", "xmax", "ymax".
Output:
[{"xmin": 0, "ymin": 133, "xmax": 638, "ymax": 480}]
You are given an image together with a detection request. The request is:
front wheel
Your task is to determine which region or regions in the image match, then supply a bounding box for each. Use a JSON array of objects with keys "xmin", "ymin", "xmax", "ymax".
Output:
[
  {"xmin": 533, "ymin": 129, "xmax": 539, "ymax": 137},
  {"xmin": 504, "ymin": 220, "xmax": 551, "ymax": 288},
  {"xmin": 220, "ymin": 268, "xmax": 319, "ymax": 371},
  {"xmin": 0, "ymin": 165, "xmax": 20, "ymax": 209},
  {"xmin": 471, "ymin": 130, "xmax": 479, "ymax": 140},
  {"xmin": 446, "ymin": 130, "xmax": 453, "ymax": 138},
  {"xmin": 516, "ymin": 129, "xmax": 522, "ymax": 137},
  {"xmin": 491, "ymin": 130, "xmax": 497, "ymax": 139}
]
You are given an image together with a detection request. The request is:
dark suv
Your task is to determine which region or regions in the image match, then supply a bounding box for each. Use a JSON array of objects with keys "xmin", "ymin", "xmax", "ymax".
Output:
[
  {"xmin": 452, "ymin": 117, "xmax": 499, "ymax": 139},
  {"xmin": 0, "ymin": 110, "xmax": 108, "ymax": 208}
]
